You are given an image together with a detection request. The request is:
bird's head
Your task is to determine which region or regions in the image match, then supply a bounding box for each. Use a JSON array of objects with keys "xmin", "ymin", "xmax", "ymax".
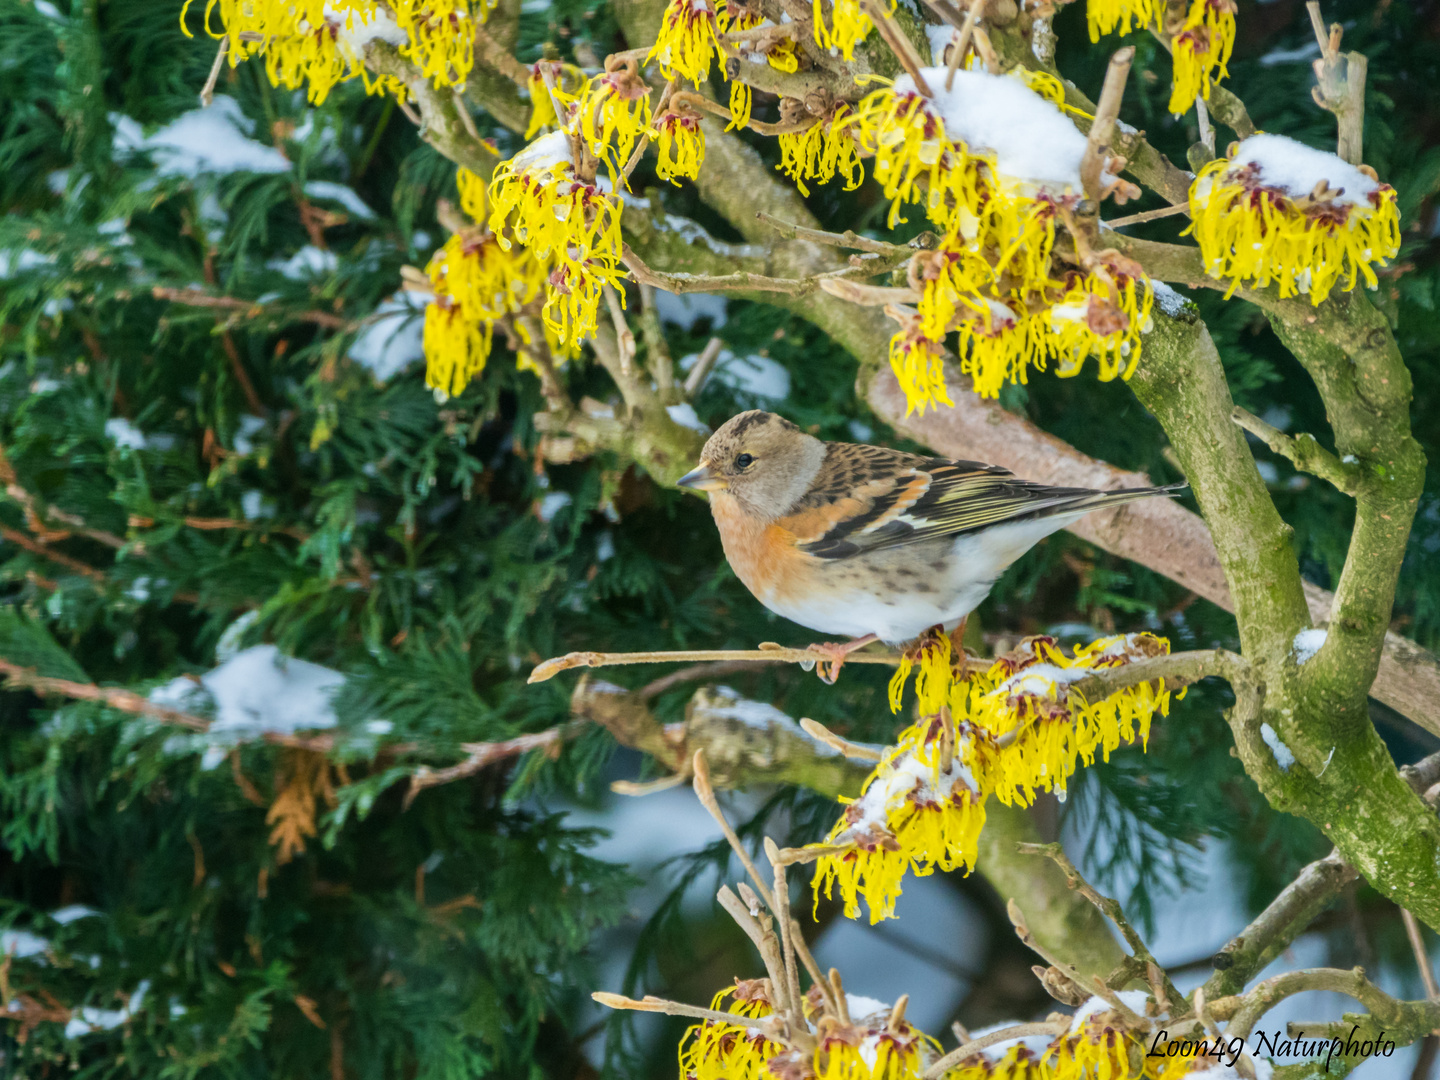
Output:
[{"xmin": 677, "ymin": 410, "xmax": 826, "ymax": 520}]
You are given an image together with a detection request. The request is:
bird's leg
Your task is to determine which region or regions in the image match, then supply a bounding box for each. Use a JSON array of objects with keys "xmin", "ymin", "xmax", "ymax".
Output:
[
  {"xmin": 948, "ymin": 616, "xmax": 969, "ymax": 659},
  {"xmin": 806, "ymin": 634, "xmax": 880, "ymax": 685}
]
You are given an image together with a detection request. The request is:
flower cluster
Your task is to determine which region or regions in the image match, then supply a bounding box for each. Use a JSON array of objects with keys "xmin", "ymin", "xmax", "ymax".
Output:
[
  {"xmin": 1186, "ymin": 133, "xmax": 1401, "ymax": 306},
  {"xmin": 1083, "ymin": 0, "xmax": 1235, "ymax": 115},
  {"xmin": 653, "ymin": 107, "xmax": 707, "ymax": 184},
  {"xmin": 777, "ymin": 105, "xmax": 866, "ymax": 196},
  {"xmin": 813, "ymin": 631, "xmax": 1173, "ymax": 923},
  {"xmin": 679, "ymin": 981, "xmax": 939, "ymax": 1080},
  {"xmin": 812, "ymin": 0, "xmax": 895, "ymax": 59},
  {"xmin": 182, "ymin": 0, "xmax": 482, "ymax": 104},
  {"xmin": 574, "ymin": 59, "xmax": 653, "ymax": 185},
  {"xmin": 420, "ymin": 169, "xmax": 548, "ymax": 396},
  {"xmin": 848, "ymin": 68, "xmax": 1151, "ymax": 410},
  {"xmin": 487, "ymin": 132, "xmax": 626, "ymax": 344}
]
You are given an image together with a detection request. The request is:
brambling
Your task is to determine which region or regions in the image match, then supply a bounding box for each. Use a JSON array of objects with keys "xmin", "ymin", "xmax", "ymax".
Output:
[{"xmin": 678, "ymin": 411, "xmax": 1183, "ymax": 681}]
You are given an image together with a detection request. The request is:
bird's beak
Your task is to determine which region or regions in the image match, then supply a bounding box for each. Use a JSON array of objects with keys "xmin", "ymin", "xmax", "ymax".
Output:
[{"xmin": 676, "ymin": 460, "xmax": 727, "ymax": 491}]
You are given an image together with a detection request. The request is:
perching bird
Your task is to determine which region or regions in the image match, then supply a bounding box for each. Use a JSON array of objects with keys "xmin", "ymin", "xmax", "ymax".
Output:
[{"xmin": 677, "ymin": 410, "xmax": 1183, "ymax": 680}]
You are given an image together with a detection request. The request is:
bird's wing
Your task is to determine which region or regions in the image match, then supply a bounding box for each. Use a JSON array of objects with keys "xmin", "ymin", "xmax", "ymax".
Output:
[{"xmin": 783, "ymin": 443, "xmax": 1160, "ymax": 560}]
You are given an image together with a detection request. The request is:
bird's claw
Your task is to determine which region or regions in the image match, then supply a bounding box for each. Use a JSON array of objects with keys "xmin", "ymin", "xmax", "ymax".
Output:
[{"xmin": 806, "ymin": 642, "xmax": 853, "ymax": 685}]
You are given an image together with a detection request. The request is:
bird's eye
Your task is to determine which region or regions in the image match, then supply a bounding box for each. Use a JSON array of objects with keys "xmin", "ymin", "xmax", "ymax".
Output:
[{"xmin": 735, "ymin": 453, "xmax": 754, "ymax": 470}]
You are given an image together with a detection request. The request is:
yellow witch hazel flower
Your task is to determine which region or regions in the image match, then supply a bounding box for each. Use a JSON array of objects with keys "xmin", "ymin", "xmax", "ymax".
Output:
[
  {"xmin": 959, "ymin": 632, "xmax": 1174, "ymax": 807},
  {"xmin": 1042, "ymin": 992, "xmax": 1201, "ymax": 1080},
  {"xmin": 1167, "ymin": 0, "xmax": 1236, "ymax": 115},
  {"xmin": 813, "ymin": 0, "xmax": 893, "ymax": 60},
  {"xmin": 1186, "ymin": 133, "xmax": 1401, "ymax": 305},
  {"xmin": 678, "ymin": 981, "xmax": 783, "ymax": 1080},
  {"xmin": 813, "ymin": 638, "xmax": 987, "ymax": 924},
  {"xmin": 1086, "ymin": 0, "xmax": 1158, "ymax": 42},
  {"xmin": 574, "ymin": 60, "xmax": 653, "ymax": 186},
  {"xmin": 648, "ymin": 0, "xmax": 726, "ymax": 85},
  {"xmin": 487, "ymin": 131, "xmax": 626, "ymax": 344},
  {"xmin": 420, "ymin": 169, "xmax": 548, "ymax": 396},
  {"xmin": 777, "ymin": 105, "xmax": 866, "ymax": 197},
  {"xmin": 1047, "ymin": 261, "xmax": 1155, "ymax": 385},
  {"xmin": 393, "ymin": 0, "xmax": 493, "ymax": 88},
  {"xmin": 524, "ymin": 61, "xmax": 574, "ymax": 139},
  {"xmin": 652, "ymin": 108, "xmax": 706, "ymax": 185}
]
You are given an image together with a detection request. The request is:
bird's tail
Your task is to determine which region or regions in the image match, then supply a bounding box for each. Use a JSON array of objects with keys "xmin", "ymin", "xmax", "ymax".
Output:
[{"xmin": 1062, "ymin": 480, "xmax": 1188, "ymax": 516}]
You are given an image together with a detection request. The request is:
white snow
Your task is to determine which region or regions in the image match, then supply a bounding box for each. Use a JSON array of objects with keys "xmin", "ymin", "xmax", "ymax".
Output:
[
  {"xmin": 268, "ymin": 244, "xmax": 338, "ymax": 279},
  {"xmin": 104, "ymin": 417, "xmax": 148, "ymax": 450},
  {"xmin": 1260, "ymin": 722, "xmax": 1296, "ymax": 772},
  {"xmin": 537, "ymin": 492, "xmax": 572, "ymax": 522},
  {"xmin": 0, "ymin": 249, "xmax": 55, "ymax": 277},
  {"xmin": 1069, "ymin": 989, "xmax": 1152, "ymax": 1031},
  {"xmin": 303, "ymin": 180, "xmax": 376, "ymax": 221},
  {"xmin": 1341, "ymin": 454, "xmax": 1358, "ymax": 464},
  {"xmin": 680, "ymin": 348, "xmax": 790, "ymax": 400},
  {"xmin": 1149, "ymin": 280, "xmax": 1191, "ymax": 317},
  {"xmin": 215, "ymin": 610, "xmax": 259, "ymax": 663},
  {"xmin": 149, "ymin": 644, "xmax": 343, "ymax": 739},
  {"xmin": 50, "ymin": 906, "xmax": 100, "ymax": 925},
  {"xmin": 665, "ymin": 403, "xmax": 710, "ymax": 433},
  {"xmin": 113, "ymin": 96, "xmax": 291, "ymax": 177},
  {"xmin": 595, "ymin": 531, "xmax": 616, "ymax": 562},
  {"xmin": 331, "ymin": 4, "xmax": 407, "ymax": 60},
  {"xmin": 232, "ymin": 413, "xmax": 266, "ymax": 455},
  {"xmin": 1228, "ymin": 134, "xmax": 1379, "ymax": 207},
  {"xmin": 32, "ymin": 0, "xmax": 63, "ymax": 19},
  {"xmin": 843, "ymin": 994, "xmax": 891, "ymax": 1023},
  {"xmin": 891, "ymin": 68, "xmax": 1091, "ymax": 191},
  {"xmin": 1, "ymin": 929, "xmax": 50, "ymax": 959},
  {"xmin": 240, "ymin": 490, "xmax": 272, "ymax": 520},
  {"xmin": 509, "ymin": 130, "xmax": 574, "ymax": 174},
  {"xmin": 1259, "ymin": 40, "xmax": 1322, "ymax": 66},
  {"xmin": 991, "ymin": 661, "xmax": 1087, "ymax": 698},
  {"xmin": 365, "ymin": 719, "xmax": 393, "ymax": 735},
  {"xmin": 652, "ymin": 290, "xmax": 727, "ymax": 329},
  {"xmin": 349, "ymin": 292, "xmax": 428, "ymax": 382},
  {"xmin": 1292, "ymin": 628, "xmax": 1327, "ymax": 665},
  {"xmin": 924, "ymin": 22, "xmax": 957, "ymax": 64}
]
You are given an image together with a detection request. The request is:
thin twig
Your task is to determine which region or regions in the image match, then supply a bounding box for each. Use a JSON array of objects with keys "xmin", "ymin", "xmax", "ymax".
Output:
[
  {"xmin": 1403, "ymin": 909, "xmax": 1440, "ymax": 1001},
  {"xmin": 638, "ymin": 660, "xmax": 759, "ymax": 701},
  {"xmin": 1103, "ymin": 203, "xmax": 1191, "ymax": 229},
  {"xmin": 764, "ymin": 837, "xmax": 806, "ymax": 1028},
  {"xmin": 200, "ymin": 39, "xmax": 228, "ymax": 107},
  {"xmin": 717, "ymin": 885, "xmax": 791, "ymax": 1009},
  {"xmin": 1306, "ymin": 0, "xmax": 1367, "ymax": 164},
  {"xmin": 0, "ymin": 658, "xmax": 210, "ymax": 731},
  {"xmin": 861, "ymin": 0, "xmax": 932, "ymax": 95},
  {"xmin": 693, "ymin": 750, "xmax": 776, "ymax": 910},
  {"xmin": 601, "ymin": 283, "xmax": 635, "ymax": 376},
  {"xmin": 945, "ymin": 0, "xmax": 986, "ymax": 91},
  {"xmin": 1231, "ymin": 406, "xmax": 1361, "ymax": 496},
  {"xmin": 592, "ymin": 992, "xmax": 783, "ymax": 1029},
  {"xmin": 799, "ymin": 718, "xmax": 883, "ymax": 761},
  {"xmin": 404, "ymin": 724, "xmax": 581, "ymax": 807},
  {"xmin": 754, "ymin": 212, "xmax": 912, "ymax": 256},
  {"xmin": 530, "ymin": 644, "xmax": 902, "ymax": 684},
  {"xmin": 682, "ymin": 336, "xmax": 725, "ymax": 400},
  {"xmin": 152, "ymin": 286, "xmax": 349, "ymax": 329},
  {"xmin": 1080, "ymin": 47, "xmax": 1135, "ymax": 205},
  {"xmin": 922, "ymin": 1021, "xmax": 1069, "ymax": 1078}
]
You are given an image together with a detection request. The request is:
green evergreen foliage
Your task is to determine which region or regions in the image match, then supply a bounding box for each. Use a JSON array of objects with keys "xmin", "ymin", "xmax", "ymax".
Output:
[{"xmin": 1, "ymin": 0, "xmax": 1438, "ymax": 1074}]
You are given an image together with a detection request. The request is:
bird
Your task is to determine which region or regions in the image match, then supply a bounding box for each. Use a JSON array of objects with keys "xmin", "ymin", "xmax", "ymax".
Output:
[{"xmin": 677, "ymin": 410, "xmax": 1184, "ymax": 682}]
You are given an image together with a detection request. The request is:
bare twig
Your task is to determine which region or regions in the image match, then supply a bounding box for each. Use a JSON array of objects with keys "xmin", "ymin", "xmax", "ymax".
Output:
[
  {"xmin": 405, "ymin": 724, "xmax": 581, "ymax": 807},
  {"xmin": 638, "ymin": 659, "xmax": 759, "ymax": 700},
  {"xmin": 529, "ymin": 643, "xmax": 903, "ymax": 684},
  {"xmin": 1306, "ymin": 1, "xmax": 1367, "ymax": 164},
  {"xmin": 1103, "ymin": 203, "xmax": 1191, "ymax": 229},
  {"xmin": 601, "ymin": 284, "xmax": 635, "ymax": 375},
  {"xmin": 1016, "ymin": 841, "xmax": 1184, "ymax": 1008},
  {"xmin": 623, "ymin": 246, "xmax": 898, "ymax": 299},
  {"xmin": 922, "ymin": 1021, "xmax": 1069, "ymax": 1078},
  {"xmin": 1231, "ymin": 406, "xmax": 1361, "ymax": 496},
  {"xmin": 0, "ymin": 658, "xmax": 210, "ymax": 731},
  {"xmin": 798, "ymin": 718, "xmax": 882, "ymax": 761},
  {"xmin": 200, "ymin": 39, "xmax": 228, "ymax": 107},
  {"xmin": 682, "ymin": 336, "xmax": 725, "ymax": 400},
  {"xmin": 592, "ymin": 992, "xmax": 783, "ymax": 1029},
  {"xmin": 152, "ymin": 286, "xmax": 349, "ymax": 329},
  {"xmin": 764, "ymin": 837, "xmax": 806, "ymax": 1027},
  {"xmin": 693, "ymin": 749, "xmax": 777, "ymax": 910},
  {"xmin": 1402, "ymin": 909, "xmax": 1440, "ymax": 1002},
  {"xmin": 1080, "ymin": 47, "xmax": 1135, "ymax": 205},
  {"xmin": 860, "ymin": 0, "xmax": 932, "ymax": 95},
  {"xmin": 754, "ymin": 213, "xmax": 911, "ymax": 256},
  {"xmin": 948, "ymin": 0, "xmax": 986, "ymax": 89},
  {"xmin": 1007, "ymin": 899, "xmax": 1149, "ymax": 1032}
]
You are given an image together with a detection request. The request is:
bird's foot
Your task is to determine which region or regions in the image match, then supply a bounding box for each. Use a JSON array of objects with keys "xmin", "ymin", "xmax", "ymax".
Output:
[{"xmin": 806, "ymin": 634, "xmax": 879, "ymax": 685}]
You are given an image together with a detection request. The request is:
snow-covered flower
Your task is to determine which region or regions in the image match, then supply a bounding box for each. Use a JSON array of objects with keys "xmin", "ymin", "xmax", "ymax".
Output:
[{"xmin": 1186, "ymin": 134, "xmax": 1401, "ymax": 305}]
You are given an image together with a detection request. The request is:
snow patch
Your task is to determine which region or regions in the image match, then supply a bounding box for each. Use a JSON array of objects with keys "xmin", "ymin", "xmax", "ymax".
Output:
[
  {"xmin": 1, "ymin": 929, "xmax": 50, "ymax": 959},
  {"xmin": 680, "ymin": 347, "xmax": 789, "ymax": 400},
  {"xmin": 303, "ymin": 180, "xmax": 376, "ymax": 221},
  {"xmin": 891, "ymin": 68, "xmax": 1093, "ymax": 191},
  {"xmin": 349, "ymin": 292, "xmax": 428, "ymax": 382},
  {"xmin": 113, "ymin": 96, "xmax": 291, "ymax": 177},
  {"xmin": 509, "ymin": 129, "xmax": 574, "ymax": 174},
  {"xmin": 268, "ymin": 244, "xmax": 338, "ymax": 279},
  {"xmin": 1069, "ymin": 989, "xmax": 1152, "ymax": 1032},
  {"xmin": 652, "ymin": 290, "xmax": 727, "ymax": 330},
  {"xmin": 149, "ymin": 644, "xmax": 343, "ymax": 740},
  {"xmin": 665, "ymin": 403, "xmax": 710, "ymax": 433},
  {"xmin": 1260, "ymin": 722, "xmax": 1296, "ymax": 772},
  {"xmin": 537, "ymin": 492, "xmax": 572, "ymax": 522},
  {"xmin": 104, "ymin": 417, "xmax": 148, "ymax": 450},
  {"xmin": 1292, "ymin": 628, "xmax": 1327, "ymax": 665},
  {"xmin": 1228, "ymin": 134, "xmax": 1379, "ymax": 207},
  {"xmin": 1149, "ymin": 280, "xmax": 1191, "ymax": 317}
]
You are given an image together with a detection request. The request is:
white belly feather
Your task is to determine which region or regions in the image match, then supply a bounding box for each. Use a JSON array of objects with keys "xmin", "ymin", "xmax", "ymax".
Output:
[{"xmin": 758, "ymin": 513, "xmax": 1086, "ymax": 644}]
